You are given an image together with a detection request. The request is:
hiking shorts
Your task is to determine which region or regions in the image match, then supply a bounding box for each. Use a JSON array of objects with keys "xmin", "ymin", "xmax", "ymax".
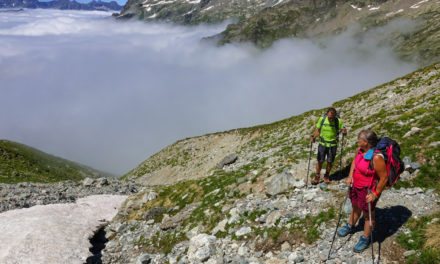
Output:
[
  {"xmin": 349, "ymin": 187, "xmax": 380, "ymax": 212},
  {"xmin": 317, "ymin": 144, "xmax": 337, "ymax": 163}
]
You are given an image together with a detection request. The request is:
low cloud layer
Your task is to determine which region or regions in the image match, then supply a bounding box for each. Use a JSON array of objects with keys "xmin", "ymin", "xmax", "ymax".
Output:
[{"xmin": 0, "ymin": 9, "xmax": 417, "ymax": 175}]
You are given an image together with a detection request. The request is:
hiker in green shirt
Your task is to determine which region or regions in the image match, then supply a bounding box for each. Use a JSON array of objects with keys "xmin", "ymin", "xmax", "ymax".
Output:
[{"xmin": 310, "ymin": 107, "xmax": 347, "ymax": 185}]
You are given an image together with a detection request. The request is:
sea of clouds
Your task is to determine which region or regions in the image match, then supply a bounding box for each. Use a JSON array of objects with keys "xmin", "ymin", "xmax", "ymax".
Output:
[{"xmin": 0, "ymin": 9, "xmax": 417, "ymax": 174}]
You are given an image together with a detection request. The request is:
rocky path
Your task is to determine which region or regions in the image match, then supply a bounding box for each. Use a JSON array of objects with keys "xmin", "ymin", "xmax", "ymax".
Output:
[
  {"xmin": 0, "ymin": 177, "xmax": 138, "ymax": 213},
  {"xmin": 101, "ymin": 180, "xmax": 439, "ymax": 264}
]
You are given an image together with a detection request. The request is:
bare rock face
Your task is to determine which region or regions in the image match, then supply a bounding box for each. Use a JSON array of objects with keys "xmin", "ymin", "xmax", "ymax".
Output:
[{"xmin": 118, "ymin": 0, "xmax": 271, "ymax": 24}]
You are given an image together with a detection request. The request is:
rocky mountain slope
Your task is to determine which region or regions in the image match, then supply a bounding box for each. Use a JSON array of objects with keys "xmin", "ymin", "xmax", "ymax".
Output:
[
  {"xmin": 116, "ymin": 0, "xmax": 275, "ymax": 23},
  {"xmin": 117, "ymin": 0, "xmax": 440, "ymax": 65},
  {"xmin": 0, "ymin": 0, "xmax": 122, "ymax": 11},
  {"xmin": 107, "ymin": 63, "xmax": 439, "ymax": 263},
  {"xmin": 217, "ymin": 0, "xmax": 440, "ymax": 64},
  {"xmin": 0, "ymin": 140, "xmax": 114, "ymax": 183}
]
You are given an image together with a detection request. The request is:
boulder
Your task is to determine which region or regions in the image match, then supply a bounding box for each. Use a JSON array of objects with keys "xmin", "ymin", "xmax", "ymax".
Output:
[
  {"xmin": 235, "ymin": 226, "xmax": 251, "ymax": 236},
  {"xmin": 136, "ymin": 254, "xmax": 151, "ymax": 264},
  {"xmin": 429, "ymin": 141, "xmax": 440, "ymax": 147},
  {"xmin": 400, "ymin": 171, "xmax": 411, "ymax": 181},
  {"xmin": 216, "ymin": 153, "xmax": 238, "ymax": 169},
  {"xmin": 96, "ymin": 177, "xmax": 108, "ymax": 187},
  {"xmin": 303, "ymin": 188, "xmax": 319, "ymax": 201},
  {"xmin": 404, "ymin": 250, "xmax": 416, "ymax": 257},
  {"xmin": 265, "ymin": 170, "xmax": 296, "ymax": 196},
  {"xmin": 142, "ymin": 191, "xmax": 158, "ymax": 203},
  {"xmin": 293, "ymin": 179, "xmax": 305, "ymax": 188},
  {"xmin": 403, "ymin": 127, "xmax": 422, "ymax": 138},
  {"xmin": 187, "ymin": 226, "xmax": 203, "ymax": 239},
  {"xmin": 160, "ymin": 203, "xmax": 200, "ymax": 230},
  {"xmin": 281, "ymin": 242, "xmax": 291, "ymax": 252},
  {"xmin": 212, "ymin": 219, "xmax": 227, "ymax": 234},
  {"xmin": 82, "ymin": 177, "xmax": 95, "ymax": 187},
  {"xmin": 187, "ymin": 234, "xmax": 217, "ymax": 262},
  {"xmin": 410, "ymin": 162, "xmax": 421, "ymax": 170},
  {"xmin": 265, "ymin": 211, "xmax": 282, "ymax": 227},
  {"xmin": 144, "ymin": 207, "xmax": 166, "ymax": 221}
]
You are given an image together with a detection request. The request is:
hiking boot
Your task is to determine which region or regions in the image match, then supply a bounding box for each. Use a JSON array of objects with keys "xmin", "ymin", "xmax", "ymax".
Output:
[
  {"xmin": 337, "ymin": 223, "xmax": 353, "ymax": 237},
  {"xmin": 312, "ymin": 174, "xmax": 320, "ymax": 185},
  {"xmin": 353, "ymin": 235, "xmax": 370, "ymax": 253},
  {"xmin": 324, "ymin": 173, "xmax": 330, "ymax": 184}
]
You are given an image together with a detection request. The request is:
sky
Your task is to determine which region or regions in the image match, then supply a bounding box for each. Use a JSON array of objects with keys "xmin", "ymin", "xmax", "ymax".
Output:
[
  {"xmin": 0, "ymin": 9, "xmax": 417, "ymax": 175},
  {"xmin": 39, "ymin": 0, "xmax": 128, "ymax": 6}
]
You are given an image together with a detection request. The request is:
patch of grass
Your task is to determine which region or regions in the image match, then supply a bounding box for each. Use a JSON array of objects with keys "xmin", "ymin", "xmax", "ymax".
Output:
[
  {"xmin": 397, "ymin": 212, "xmax": 440, "ymax": 263},
  {"xmin": 137, "ymin": 229, "xmax": 187, "ymax": 255}
]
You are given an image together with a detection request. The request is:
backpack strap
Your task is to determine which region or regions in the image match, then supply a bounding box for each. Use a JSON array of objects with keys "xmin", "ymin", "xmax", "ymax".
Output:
[
  {"xmin": 335, "ymin": 117, "xmax": 339, "ymax": 136},
  {"xmin": 318, "ymin": 114, "xmax": 327, "ymax": 135},
  {"xmin": 368, "ymin": 152, "xmax": 385, "ymax": 189}
]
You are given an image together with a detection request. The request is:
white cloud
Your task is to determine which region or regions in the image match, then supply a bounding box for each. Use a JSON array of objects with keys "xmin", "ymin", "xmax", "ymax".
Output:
[{"xmin": 0, "ymin": 9, "xmax": 417, "ymax": 175}]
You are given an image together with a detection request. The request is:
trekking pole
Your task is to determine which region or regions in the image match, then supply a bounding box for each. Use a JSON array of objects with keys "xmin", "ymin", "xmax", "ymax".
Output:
[
  {"xmin": 368, "ymin": 189, "xmax": 375, "ymax": 263},
  {"xmin": 327, "ymin": 185, "xmax": 351, "ymax": 260},
  {"xmin": 306, "ymin": 137, "xmax": 313, "ymax": 189},
  {"xmin": 339, "ymin": 134, "xmax": 345, "ymax": 177}
]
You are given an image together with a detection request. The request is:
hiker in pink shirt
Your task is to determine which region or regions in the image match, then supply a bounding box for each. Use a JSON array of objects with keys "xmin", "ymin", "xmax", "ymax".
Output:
[{"xmin": 337, "ymin": 129, "xmax": 388, "ymax": 253}]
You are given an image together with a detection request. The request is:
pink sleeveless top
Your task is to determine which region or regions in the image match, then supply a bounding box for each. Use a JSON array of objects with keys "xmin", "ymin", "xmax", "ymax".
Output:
[{"xmin": 353, "ymin": 150, "xmax": 378, "ymax": 189}]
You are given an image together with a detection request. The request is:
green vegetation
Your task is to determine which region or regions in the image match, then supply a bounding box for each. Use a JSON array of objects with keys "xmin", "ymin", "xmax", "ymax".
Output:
[
  {"xmin": 0, "ymin": 140, "xmax": 107, "ymax": 183},
  {"xmin": 249, "ymin": 207, "xmax": 336, "ymax": 251},
  {"xmin": 115, "ymin": 58, "xmax": 439, "ymax": 260},
  {"xmin": 137, "ymin": 229, "xmax": 187, "ymax": 255},
  {"xmin": 125, "ymin": 159, "xmax": 266, "ymax": 252},
  {"xmin": 397, "ymin": 212, "xmax": 440, "ymax": 264}
]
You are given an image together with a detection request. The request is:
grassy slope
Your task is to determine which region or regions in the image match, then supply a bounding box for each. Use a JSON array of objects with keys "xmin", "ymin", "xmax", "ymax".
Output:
[
  {"xmin": 119, "ymin": 63, "xmax": 439, "ymax": 261},
  {"xmin": 126, "ymin": 63, "xmax": 439, "ymax": 189},
  {"xmin": 0, "ymin": 140, "xmax": 112, "ymax": 183}
]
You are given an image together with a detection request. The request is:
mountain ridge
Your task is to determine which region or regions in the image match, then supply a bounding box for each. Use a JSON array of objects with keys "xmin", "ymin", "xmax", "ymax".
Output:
[
  {"xmin": 117, "ymin": 0, "xmax": 440, "ymax": 65},
  {"xmin": 0, "ymin": 139, "xmax": 115, "ymax": 183}
]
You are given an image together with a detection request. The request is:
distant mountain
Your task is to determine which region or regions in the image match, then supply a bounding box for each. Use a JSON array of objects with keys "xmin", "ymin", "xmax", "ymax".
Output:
[
  {"xmin": 0, "ymin": 0, "xmax": 122, "ymax": 11},
  {"xmin": 116, "ymin": 0, "xmax": 440, "ymax": 66},
  {"xmin": 0, "ymin": 139, "xmax": 115, "ymax": 183}
]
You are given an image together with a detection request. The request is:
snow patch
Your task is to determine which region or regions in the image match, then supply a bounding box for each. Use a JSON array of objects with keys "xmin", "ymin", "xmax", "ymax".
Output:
[
  {"xmin": 350, "ymin": 4, "xmax": 362, "ymax": 11},
  {"xmin": 144, "ymin": 0, "xmax": 176, "ymax": 8},
  {"xmin": 386, "ymin": 9, "xmax": 404, "ymax": 17},
  {"xmin": 202, "ymin": 6, "xmax": 213, "ymax": 12},
  {"xmin": 274, "ymin": 0, "xmax": 286, "ymax": 6},
  {"xmin": 410, "ymin": 0, "xmax": 430, "ymax": 9},
  {"xmin": 0, "ymin": 195, "xmax": 127, "ymax": 264},
  {"xmin": 369, "ymin": 6, "xmax": 380, "ymax": 11}
]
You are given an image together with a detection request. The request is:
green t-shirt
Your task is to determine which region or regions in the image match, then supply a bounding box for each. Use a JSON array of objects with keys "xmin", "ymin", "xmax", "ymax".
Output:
[{"xmin": 316, "ymin": 116, "xmax": 344, "ymax": 146}]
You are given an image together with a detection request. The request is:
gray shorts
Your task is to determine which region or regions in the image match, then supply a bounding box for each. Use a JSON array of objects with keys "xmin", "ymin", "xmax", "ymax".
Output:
[{"xmin": 317, "ymin": 144, "xmax": 337, "ymax": 163}]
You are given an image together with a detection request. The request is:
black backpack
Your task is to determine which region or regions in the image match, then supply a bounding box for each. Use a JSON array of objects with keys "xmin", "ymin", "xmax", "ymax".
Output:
[{"xmin": 369, "ymin": 137, "xmax": 405, "ymax": 186}]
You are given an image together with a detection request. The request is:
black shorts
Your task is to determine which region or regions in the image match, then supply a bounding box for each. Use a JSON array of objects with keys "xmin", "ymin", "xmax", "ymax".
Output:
[{"xmin": 317, "ymin": 144, "xmax": 337, "ymax": 163}]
